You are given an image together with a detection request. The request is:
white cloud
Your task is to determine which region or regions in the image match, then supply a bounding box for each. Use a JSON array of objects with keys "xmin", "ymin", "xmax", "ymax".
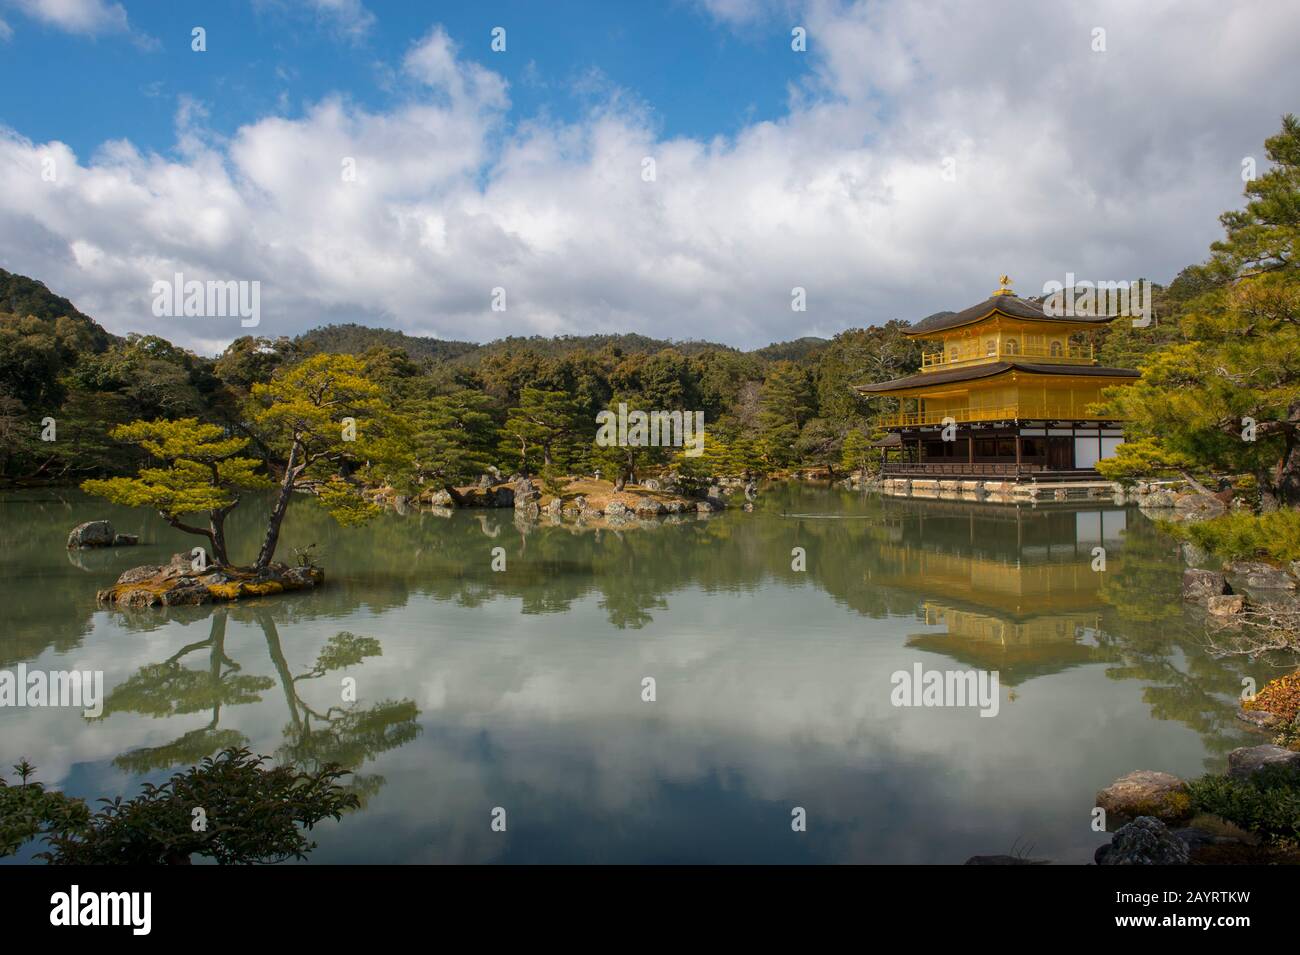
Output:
[
  {"xmin": 0, "ymin": 2, "xmax": 1297, "ymax": 355},
  {"xmin": 0, "ymin": 17, "xmax": 12, "ymax": 40},
  {"xmin": 306, "ymin": 0, "xmax": 375, "ymax": 39},
  {"xmin": 12, "ymin": 0, "xmax": 128, "ymax": 35},
  {"xmin": 402, "ymin": 26, "xmax": 508, "ymax": 109}
]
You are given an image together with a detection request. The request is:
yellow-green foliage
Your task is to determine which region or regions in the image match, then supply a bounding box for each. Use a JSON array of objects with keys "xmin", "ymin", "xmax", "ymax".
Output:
[
  {"xmin": 1174, "ymin": 508, "xmax": 1300, "ymax": 563},
  {"xmin": 316, "ymin": 477, "xmax": 381, "ymax": 527},
  {"xmin": 671, "ymin": 434, "xmax": 762, "ymax": 481},
  {"xmin": 839, "ymin": 428, "xmax": 873, "ymax": 474},
  {"xmin": 82, "ymin": 418, "xmax": 271, "ymax": 515},
  {"xmin": 250, "ymin": 353, "xmax": 384, "ymax": 457},
  {"xmin": 1094, "ymin": 435, "xmax": 1197, "ymax": 484},
  {"xmin": 250, "ymin": 354, "xmax": 395, "ymax": 530}
]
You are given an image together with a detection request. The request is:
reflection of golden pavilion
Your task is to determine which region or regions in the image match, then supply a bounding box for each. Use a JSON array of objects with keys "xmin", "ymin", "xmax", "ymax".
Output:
[
  {"xmin": 876, "ymin": 543, "xmax": 1104, "ymax": 617},
  {"xmin": 873, "ymin": 505, "xmax": 1123, "ymax": 684},
  {"xmin": 921, "ymin": 602, "xmax": 1097, "ymax": 646},
  {"xmin": 909, "ymin": 602, "xmax": 1102, "ymax": 685}
]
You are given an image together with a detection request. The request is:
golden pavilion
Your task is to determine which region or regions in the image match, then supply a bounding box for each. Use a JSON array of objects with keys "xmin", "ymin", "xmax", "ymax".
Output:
[{"xmin": 856, "ymin": 276, "xmax": 1140, "ymax": 480}]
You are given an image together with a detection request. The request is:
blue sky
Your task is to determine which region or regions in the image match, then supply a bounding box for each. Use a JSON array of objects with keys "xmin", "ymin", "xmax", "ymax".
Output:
[
  {"xmin": 0, "ymin": 1, "xmax": 1297, "ymax": 354},
  {"xmin": 2, "ymin": 1, "xmax": 801, "ymax": 162}
]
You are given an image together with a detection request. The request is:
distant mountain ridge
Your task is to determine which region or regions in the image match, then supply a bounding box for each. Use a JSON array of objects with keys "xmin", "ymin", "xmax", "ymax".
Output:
[
  {"xmin": 0, "ymin": 269, "xmax": 902, "ymax": 360},
  {"xmin": 295, "ymin": 323, "xmax": 480, "ymax": 363},
  {"xmin": 752, "ymin": 336, "xmax": 831, "ymax": 362},
  {"xmin": 0, "ymin": 268, "xmax": 116, "ymax": 352},
  {"xmin": 295, "ymin": 324, "xmax": 826, "ymax": 364}
]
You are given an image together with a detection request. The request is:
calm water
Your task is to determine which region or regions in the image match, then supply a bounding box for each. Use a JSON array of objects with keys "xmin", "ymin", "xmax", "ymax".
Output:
[{"xmin": 0, "ymin": 484, "xmax": 1272, "ymax": 863}]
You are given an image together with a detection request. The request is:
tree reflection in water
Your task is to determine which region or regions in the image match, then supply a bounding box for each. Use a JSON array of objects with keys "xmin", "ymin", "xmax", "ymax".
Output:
[{"xmin": 95, "ymin": 605, "xmax": 420, "ymax": 808}]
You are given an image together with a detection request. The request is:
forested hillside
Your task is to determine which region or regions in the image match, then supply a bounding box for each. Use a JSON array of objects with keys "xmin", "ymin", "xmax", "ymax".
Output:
[{"xmin": 0, "ymin": 280, "xmax": 924, "ymax": 484}]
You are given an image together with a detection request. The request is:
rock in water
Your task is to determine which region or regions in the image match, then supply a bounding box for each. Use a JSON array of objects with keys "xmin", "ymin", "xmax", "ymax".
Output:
[
  {"xmin": 1096, "ymin": 770, "xmax": 1192, "ymax": 824},
  {"xmin": 98, "ymin": 554, "xmax": 324, "ymax": 608},
  {"xmin": 1096, "ymin": 817, "xmax": 1190, "ymax": 865},
  {"xmin": 67, "ymin": 520, "xmax": 116, "ymax": 548}
]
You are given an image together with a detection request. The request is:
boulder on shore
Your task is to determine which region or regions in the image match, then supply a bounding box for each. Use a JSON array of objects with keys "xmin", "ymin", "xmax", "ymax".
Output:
[
  {"xmin": 1181, "ymin": 568, "xmax": 1230, "ymax": 603},
  {"xmin": 67, "ymin": 520, "xmax": 139, "ymax": 549},
  {"xmin": 97, "ymin": 552, "xmax": 323, "ymax": 609},
  {"xmin": 1206, "ymin": 594, "xmax": 1245, "ymax": 616},
  {"xmin": 1095, "ymin": 816, "xmax": 1191, "ymax": 865},
  {"xmin": 1139, "ymin": 488, "xmax": 1177, "ymax": 508},
  {"xmin": 1173, "ymin": 492, "xmax": 1227, "ymax": 520},
  {"xmin": 1095, "ymin": 770, "xmax": 1193, "ymax": 825},
  {"xmin": 1225, "ymin": 560, "xmax": 1296, "ymax": 593},
  {"xmin": 1236, "ymin": 707, "xmax": 1287, "ymax": 731},
  {"xmin": 1226, "ymin": 744, "xmax": 1300, "ymax": 781}
]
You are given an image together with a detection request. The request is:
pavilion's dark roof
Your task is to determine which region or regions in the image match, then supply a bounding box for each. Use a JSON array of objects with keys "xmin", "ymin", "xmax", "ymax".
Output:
[
  {"xmin": 905, "ymin": 293, "xmax": 1117, "ymax": 337},
  {"xmin": 855, "ymin": 361, "xmax": 1140, "ymax": 394}
]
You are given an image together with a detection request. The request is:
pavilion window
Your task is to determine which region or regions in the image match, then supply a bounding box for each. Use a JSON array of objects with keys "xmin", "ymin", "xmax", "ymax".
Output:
[{"xmin": 1004, "ymin": 338, "xmax": 1019, "ymax": 355}]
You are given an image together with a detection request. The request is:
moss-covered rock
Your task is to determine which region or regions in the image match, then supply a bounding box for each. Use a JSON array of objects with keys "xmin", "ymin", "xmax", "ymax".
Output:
[
  {"xmin": 1096, "ymin": 770, "xmax": 1194, "ymax": 826},
  {"xmin": 96, "ymin": 553, "xmax": 323, "ymax": 609}
]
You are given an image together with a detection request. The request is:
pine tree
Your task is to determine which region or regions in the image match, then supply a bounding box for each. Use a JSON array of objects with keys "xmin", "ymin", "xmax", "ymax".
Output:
[
  {"xmin": 82, "ymin": 419, "xmax": 271, "ymax": 566},
  {"xmin": 248, "ymin": 354, "xmax": 398, "ymax": 568},
  {"xmin": 1096, "ymin": 115, "xmax": 1300, "ymax": 507},
  {"xmin": 757, "ymin": 361, "xmax": 814, "ymax": 468},
  {"xmin": 500, "ymin": 387, "xmax": 583, "ymax": 473}
]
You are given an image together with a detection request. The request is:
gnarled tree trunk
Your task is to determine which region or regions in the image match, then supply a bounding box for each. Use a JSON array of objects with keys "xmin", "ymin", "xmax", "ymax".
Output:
[{"xmin": 255, "ymin": 440, "xmax": 300, "ymax": 571}]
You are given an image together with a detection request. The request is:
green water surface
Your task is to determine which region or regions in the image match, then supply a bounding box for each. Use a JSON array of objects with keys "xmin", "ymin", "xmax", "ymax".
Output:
[{"xmin": 0, "ymin": 484, "xmax": 1271, "ymax": 863}]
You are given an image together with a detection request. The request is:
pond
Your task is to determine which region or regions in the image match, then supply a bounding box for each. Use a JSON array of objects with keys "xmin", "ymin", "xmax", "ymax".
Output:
[{"xmin": 0, "ymin": 483, "xmax": 1272, "ymax": 863}]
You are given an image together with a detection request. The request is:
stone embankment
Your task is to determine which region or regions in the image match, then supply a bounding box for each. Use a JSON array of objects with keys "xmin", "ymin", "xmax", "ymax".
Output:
[{"xmin": 367, "ymin": 473, "xmax": 761, "ymax": 528}]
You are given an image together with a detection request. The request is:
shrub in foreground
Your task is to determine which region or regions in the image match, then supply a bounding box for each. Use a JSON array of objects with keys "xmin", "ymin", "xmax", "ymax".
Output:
[{"xmin": 1, "ymin": 747, "xmax": 358, "ymax": 864}]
